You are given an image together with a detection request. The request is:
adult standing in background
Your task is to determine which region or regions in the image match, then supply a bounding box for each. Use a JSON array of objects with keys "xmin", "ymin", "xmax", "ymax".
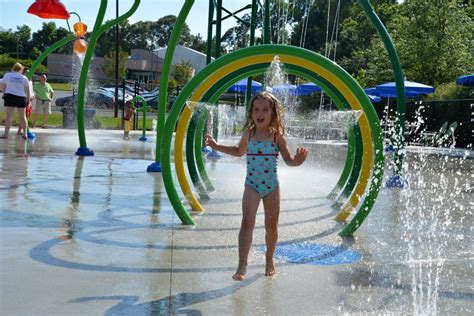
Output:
[
  {"xmin": 32, "ymin": 74, "xmax": 54, "ymax": 128},
  {"xmin": 0, "ymin": 62, "xmax": 31, "ymax": 139}
]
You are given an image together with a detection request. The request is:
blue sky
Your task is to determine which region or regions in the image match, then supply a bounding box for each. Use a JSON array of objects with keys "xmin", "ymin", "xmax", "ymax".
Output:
[{"xmin": 0, "ymin": 0, "xmax": 253, "ymax": 37}]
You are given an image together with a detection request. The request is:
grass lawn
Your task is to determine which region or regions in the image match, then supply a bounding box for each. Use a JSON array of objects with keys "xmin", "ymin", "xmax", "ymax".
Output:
[
  {"xmin": 49, "ymin": 82, "xmax": 74, "ymax": 91},
  {"xmin": 0, "ymin": 112, "xmax": 155, "ymax": 130}
]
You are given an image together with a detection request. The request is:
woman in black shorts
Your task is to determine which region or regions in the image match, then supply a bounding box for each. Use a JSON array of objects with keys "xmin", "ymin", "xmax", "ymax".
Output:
[{"xmin": 1, "ymin": 62, "xmax": 32, "ymax": 139}]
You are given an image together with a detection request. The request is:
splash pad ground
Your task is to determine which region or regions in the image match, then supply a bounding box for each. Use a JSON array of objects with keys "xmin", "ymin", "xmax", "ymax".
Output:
[{"xmin": 1, "ymin": 128, "xmax": 472, "ymax": 315}]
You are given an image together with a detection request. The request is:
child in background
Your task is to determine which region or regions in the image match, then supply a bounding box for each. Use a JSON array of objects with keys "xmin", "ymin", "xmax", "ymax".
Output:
[
  {"xmin": 123, "ymin": 100, "xmax": 136, "ymax": 140},
  {"xmin": 205, "ymin": 91, "xmax": 308, "ymax": 281}
]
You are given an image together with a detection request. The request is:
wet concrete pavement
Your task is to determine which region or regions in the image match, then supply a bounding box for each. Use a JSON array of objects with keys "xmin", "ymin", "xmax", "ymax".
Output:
[{"xmin": 0, "ymin": 128, "xmax": 472, "ymax": 315}]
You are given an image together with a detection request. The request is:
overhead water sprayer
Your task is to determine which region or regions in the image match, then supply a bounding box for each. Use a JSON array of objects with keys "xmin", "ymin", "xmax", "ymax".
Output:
[{"xmin": 73, "ymin": 21, "xmax": 88, "ymax": 55}]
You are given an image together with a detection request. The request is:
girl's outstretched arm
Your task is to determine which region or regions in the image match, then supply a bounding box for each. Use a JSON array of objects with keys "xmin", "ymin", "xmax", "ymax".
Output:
[
  {"xmin": 205, "ymin": 130, "xmax": 249, "ymax": 157},
  {"xmin": 278, "ymin": 134, "xmax": 308, "ymax": 166}
]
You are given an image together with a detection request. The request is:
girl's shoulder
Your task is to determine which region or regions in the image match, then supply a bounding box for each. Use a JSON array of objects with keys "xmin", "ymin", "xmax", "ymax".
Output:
[
  {"xmin": 241, "ymin": 128, "xmax": 251, "ymax": 140},
  {"xmin": 274, "ymin": 130, "xmax": 285, "ymax": 139},
  {"xmin": 275, "ymin": 131, "xmax": 288, "ymax": 145}
]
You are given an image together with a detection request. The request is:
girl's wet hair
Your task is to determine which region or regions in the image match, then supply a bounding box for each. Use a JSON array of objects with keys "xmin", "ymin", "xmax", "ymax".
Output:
[{"xmin": 244, "ymin": 91, "xmax": 285, "ymax": 135}]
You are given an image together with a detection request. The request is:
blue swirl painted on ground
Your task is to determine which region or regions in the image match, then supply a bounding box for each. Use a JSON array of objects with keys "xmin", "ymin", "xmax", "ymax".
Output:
[{"xmin": 262, "ymin": 242, "xmax": 362, "ymax": 265}]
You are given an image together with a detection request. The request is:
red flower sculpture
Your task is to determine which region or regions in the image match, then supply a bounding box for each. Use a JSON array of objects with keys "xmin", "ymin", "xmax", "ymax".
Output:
[{"xmin": 27, "ymin": 0, "xmax": 70, "ymax": 19}]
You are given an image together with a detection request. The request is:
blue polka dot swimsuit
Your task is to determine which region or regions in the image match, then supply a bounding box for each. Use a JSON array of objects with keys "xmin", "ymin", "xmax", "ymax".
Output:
[{"xmin": 245, "ymin": 134, "xmax": 279, "ymax": 198}]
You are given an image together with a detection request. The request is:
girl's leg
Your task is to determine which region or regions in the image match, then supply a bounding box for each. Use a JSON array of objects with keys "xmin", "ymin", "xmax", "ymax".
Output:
[
  {"xmin": 233, "ymin": 186, "xmax": 260, "ymax": 281},
  {"xmin": 17, "ymin": 107, "xmax": 27, "ymax": 138},
  {"xmin": 2, "ymin": 106, "xmax": 15, "ymax": 138},
  {"xmin": 262, "ymin": 187, "xmax": 281, "ymax": 276}
]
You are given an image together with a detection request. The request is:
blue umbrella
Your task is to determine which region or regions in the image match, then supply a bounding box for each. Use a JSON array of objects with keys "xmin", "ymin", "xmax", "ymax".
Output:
[
  {"xmin": 296, "ymin": 82, "xmax": 322, "ymax": 95},
  {"xmin": 456, "ymin": 74, "xmax": 474, "ymax": 86},
  {"xmin": 375, "ymin": 80, "xmax": 435, "ymax": 97},
  {"xmin": 367, "ymin": 95, "xmax": 382, "ymax": 103},
  {"xmin": 362, "ymin": 88, "xmax": 382, "ymax": 103},
  {"xmin": 227, "ymin": 78, "xmax": 262, "ymax": 93},
  {"xmin": 365, "ymin": 87, "xmax": 421, "ymax": 99}
]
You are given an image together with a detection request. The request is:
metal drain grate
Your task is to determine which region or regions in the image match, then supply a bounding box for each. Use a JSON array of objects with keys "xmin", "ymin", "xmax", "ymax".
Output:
[{"xmin": 263, "ymin": 242, "xmax": 362, "ymax": 265}]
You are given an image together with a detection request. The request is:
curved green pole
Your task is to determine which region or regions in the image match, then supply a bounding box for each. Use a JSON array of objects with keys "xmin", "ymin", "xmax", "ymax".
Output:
[
  {"xmin": 188, "ymin": 64, "xmax": 360, "ymax": 204},
  {"xmin": 162, "ymin": 45, "xmax": 384, "ymax": 234},
  {"xmin": 25, "ymin": 34, "xmax": 76, "ymax": 138},
  {"xmin": 194, "ymin": 110, "xmax": 215, "ymax": 191},
  {"xmin": 193, "ymin": 72, "xmax": 364, "ymax": 221},
  {"xmin": 282, "ymin": 66, "xmax": 364, "ymax": 205},
  {"xmin": 26, "ymin": 34, "xmax": 76, "ymax": 81},
  {"xmin": 209, "ymin": 0, "xmax": 222, "ymax": 148},
  {"xmin": 327, "ymin": 125, "xmax": 356, "ymax": 200},
  {"xmin": 283, "ymin": 66, "xmax": 364, "ymax": 207},
  {"xmin": 132, "ymin": 95, "xmax": 148, "ymax": 141},
  {"xmin": 76, "ymin": 0, "xmax": 140, "ymax": 156},
  {"xmin": 186, "ymin": 111, "xmax": 210, "ymax": 199},
  {"xmin": 150, "ymin": 0, "xmax": 194, "ymax": 171},
  {"xmin": 75, "ymin": 0, "xmax": 108, "ymax": 155},
  {"xmin": 170, "ymin": 48, "xmax": 361, "ymax": 225},
  {"xmin": 359, "ymin": 0, "xmax": 405, "ymax": 177},
  {"xmin": 334, "ymin": 125, "xmax": 363, "ymax": 203},
  {"xmin": 200, "ymin": 64, "xmax": 362, "ymax": 202}
]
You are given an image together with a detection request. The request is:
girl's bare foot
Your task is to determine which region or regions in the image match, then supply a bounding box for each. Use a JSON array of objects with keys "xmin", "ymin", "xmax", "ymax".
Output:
[
  {"xmin": 232, "ymin": 266, "xmax": 247, "ymax": 281},
  {"xmin": 265, "ymin": 260, "xmax": 276, "ymax": 276}
]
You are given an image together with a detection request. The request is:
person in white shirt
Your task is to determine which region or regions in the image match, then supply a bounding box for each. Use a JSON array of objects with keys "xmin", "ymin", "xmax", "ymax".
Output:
[{"xmin": 0, "ymin": 62, "xmax": 32, "ymax": 139}]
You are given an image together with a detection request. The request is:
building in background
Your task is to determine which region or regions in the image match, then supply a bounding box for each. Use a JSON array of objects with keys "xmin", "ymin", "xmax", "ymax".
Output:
[
  {"xmin": 155, "ymin": 45, "xmax": 214, "ymax": 74},
  {"xmin": 46, "ymin": 46, "xmax": 212, "ymax": 83},
  {"xmin": 126, "ymin": 49, "xmax": 163, "ymax": 84},
  {"xmin": 47, "ymin": 53, "xmax": 107, "ymax": 81}
]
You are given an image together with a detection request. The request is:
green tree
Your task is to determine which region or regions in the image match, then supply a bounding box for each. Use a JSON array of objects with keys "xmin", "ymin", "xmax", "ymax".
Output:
[
  {"xmin": 337, "ymin": 1, "xmax": 399, "ymax": 86},
  {"xmin": 0, "ymin": 25, "xmax": 32, "ymax": 59},
  {"xmin": 95, "ymin": 20, "xmax": 131, "ymax": 57},
  {"xmin": 0, "ymin": 28, "xmax": 18, "ymax": 57},
  {"xmin": 101, "ymin": 49, "xmax": 129, "ymax": 80},
  {"xmin": 427, "ymin": 82, "xmax": 472, "ymax": 100},
  {"xmin": 54, "ymin": 27, "xmax": 72, "ymax": 55},
  {"xmin": 94, "ymin": 16, "xmax": 193, "ymax": 55},
  {"xmin": 268, "ymin": 0, "xmax": 297, "ymax": 44},
  {"xmin": 15, "ymin": 25, "xmax": 32, "ymax": 58},
  {"xmin": 290, "ymin": 0, "xmax": 354, "ymax": 53},
  {"xmin": 31, "ymin": 22, "xmax": 57, "ymax": 52},
  {"xmin": 28, "ymin": 22, "xmax": 70, "ymax": 59},
  {"xmin": 126, "ymin": 21, "xmax": 153, "ymax": 49},
  {"xmin": 173, "ymin": 60, "xmax": 194, "ymax": 88},
  {"xmin": 0, "ymin": 54, "xmax": 47, "ymax": 75},
  {"xmin": 221, "ymin": 13, "xmax": 253, "ymax": 53},
  {"xmin": 152, "ymin": 15, "xmax": 192, "ymax": 48},
  {"xmin": 189, "ymin": 33, "xmax": 207, "ymax": 54},
  {"xmin": 394, "ymin": 0, "xmax": 474, "ymax": 85}
]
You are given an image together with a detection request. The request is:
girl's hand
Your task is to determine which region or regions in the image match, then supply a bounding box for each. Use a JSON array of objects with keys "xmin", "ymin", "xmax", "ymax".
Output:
[
  {"xmin": 293, "ymin": 147, "xmax": 308, "ymax": 166},
  {"xmin": 205, "ymin": 134, "xmax": 217, "ymax": 149}
]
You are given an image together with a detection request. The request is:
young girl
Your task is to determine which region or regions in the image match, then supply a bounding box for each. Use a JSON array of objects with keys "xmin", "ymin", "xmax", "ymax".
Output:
[
  {"xmin": 123, "ymin": 100, "xmax": 136, "ymax": 140},
  {"xmin": 205, "ymin": 91, "xmax": 308, "ymax": 281}
]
